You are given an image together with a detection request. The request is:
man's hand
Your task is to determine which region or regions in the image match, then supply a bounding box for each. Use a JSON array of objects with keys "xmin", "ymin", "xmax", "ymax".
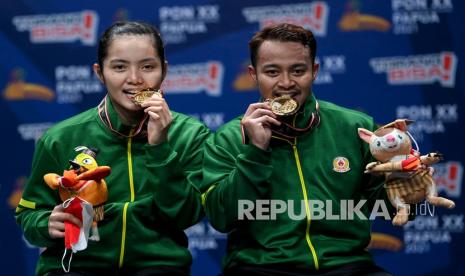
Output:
[
  {"xmin": 240, "ymin": 102, "xmax": 281, "ymax": 150},
  {"xmin": 420, "ymin": 152, "xmax": 444, "ymax": 165},
  {"xmin": 141, "ymin": 93, "xmax": 173, "ymax": 145},
  {"xmin": 48, "ymin": 204, "xmax": 82, "ymax": 239},
  {"xmin": 365, "ymin": 161, "xmax": 380, "ymax": 173}
]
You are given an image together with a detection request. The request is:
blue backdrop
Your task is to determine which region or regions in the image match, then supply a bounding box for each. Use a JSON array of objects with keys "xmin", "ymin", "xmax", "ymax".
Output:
[{"xmin": 1, "ymin": 0, "xmax": 464, "ymax": 275}]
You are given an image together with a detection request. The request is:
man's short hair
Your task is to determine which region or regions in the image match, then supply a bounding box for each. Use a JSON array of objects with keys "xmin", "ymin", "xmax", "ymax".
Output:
[{"xmin": 249, "ymin": 23, "xmax": 317, "ymax": 68}]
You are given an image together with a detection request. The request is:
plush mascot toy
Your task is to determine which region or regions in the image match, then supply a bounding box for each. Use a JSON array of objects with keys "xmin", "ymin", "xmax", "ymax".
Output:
[
  {"xmin": 43, "ymin": 146, "xmax": 110, "ymax": 271},
  {"xmin": 358, "ymin": 119, "xmax": 455, "ymax": 226}
]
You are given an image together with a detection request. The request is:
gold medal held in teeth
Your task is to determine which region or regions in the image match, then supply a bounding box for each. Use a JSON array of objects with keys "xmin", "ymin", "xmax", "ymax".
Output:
[
  {"xmin": 270, "ymin": 95, "xmax": 299, "ymax": 116},
  {"xmin": 132, "ymin": 88, "xmax": 163, "ymax": 105}
]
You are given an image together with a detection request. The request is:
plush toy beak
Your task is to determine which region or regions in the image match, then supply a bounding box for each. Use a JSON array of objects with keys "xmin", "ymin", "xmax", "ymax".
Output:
[{"xmin": 69, "ymin": 160, "xmax": 81, "ymax": 171}]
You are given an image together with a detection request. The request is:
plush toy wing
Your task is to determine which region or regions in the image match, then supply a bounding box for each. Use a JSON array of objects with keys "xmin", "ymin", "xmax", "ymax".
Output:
[
  {"xmin": 44, "ymin": 173, "xmax": 61, "ymax": 190},
  {"xmin": 76, "ymin": 166, "xmax": 111, "ymax": 181}
]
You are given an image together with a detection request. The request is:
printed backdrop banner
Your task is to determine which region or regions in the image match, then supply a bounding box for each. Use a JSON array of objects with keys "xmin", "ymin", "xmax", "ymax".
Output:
[{"xmin": 1, "ymin": 0, "xmax": 464, "ymax": 275}]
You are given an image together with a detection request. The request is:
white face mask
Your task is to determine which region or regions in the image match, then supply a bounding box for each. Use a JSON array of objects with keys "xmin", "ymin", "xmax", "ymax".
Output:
[{"xmin": 61, "ymin": 197, "xmax": 94, "ymax": 272}]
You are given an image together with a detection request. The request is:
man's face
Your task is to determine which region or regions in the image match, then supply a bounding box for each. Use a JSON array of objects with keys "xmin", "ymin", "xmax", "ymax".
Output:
[{"xmin": 249, "ymin": 40, "xmax": 319, "ymax": 107}]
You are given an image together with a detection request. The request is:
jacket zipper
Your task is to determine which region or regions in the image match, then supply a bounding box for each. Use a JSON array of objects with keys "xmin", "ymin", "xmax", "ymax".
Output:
[
  {"xmin": 119, "ymin": 129, "xmax": 136, "ymax": 267},
  {"xmin": 292, "ymin": 144, "xmax": 319, "ymax": 270}
]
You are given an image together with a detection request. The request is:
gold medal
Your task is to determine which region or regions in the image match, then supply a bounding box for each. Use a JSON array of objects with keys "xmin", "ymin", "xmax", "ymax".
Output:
[
  {"xmin": 270, "ymin": 95, "xmax": 299, "ymax": 116},
  {"xmin": 132, "ymin": 88, "xmax": 163, "ymax": 105}
]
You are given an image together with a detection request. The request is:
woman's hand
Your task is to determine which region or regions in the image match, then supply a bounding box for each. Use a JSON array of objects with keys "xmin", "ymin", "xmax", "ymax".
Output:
[
  {"xmin": 48, "ymin": 204, "xmax": 82, "ymax": 239},
  {"xmin": 141, "ymin": 93, "xmax": 173, "ymax": 145}
]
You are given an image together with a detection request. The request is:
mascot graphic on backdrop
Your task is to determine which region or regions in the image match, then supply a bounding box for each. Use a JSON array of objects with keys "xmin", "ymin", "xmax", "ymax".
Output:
[
  {"xmin": 358, "ymin": 119, "xmax": 455, "ymax": 226},
  {"xmin": 43, "ymin": 146, "xmax": 111, "ymax": 272}
]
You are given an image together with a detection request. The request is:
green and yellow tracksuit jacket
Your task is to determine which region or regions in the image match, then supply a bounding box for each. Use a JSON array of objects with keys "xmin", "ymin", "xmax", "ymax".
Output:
[
  {"xmin": 15, "ymin": 97, "xmax": 210, "ymax": 275},
  {"xmin": 201, "ymin": 94, "xmax": 394, "ymax": 271}
]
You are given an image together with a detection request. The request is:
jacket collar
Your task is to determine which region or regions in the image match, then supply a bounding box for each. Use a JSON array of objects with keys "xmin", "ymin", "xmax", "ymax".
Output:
[
  {"xmin": 269, "ymin": 92, "xmax": 320, "ymax": 144},
  {"xmin": 293, "ymin": 93, "xmax": 318, "ymax": 128},
  {"xmin": 97, "ymin": 95, "xmax": 147, "ymax": 138}
]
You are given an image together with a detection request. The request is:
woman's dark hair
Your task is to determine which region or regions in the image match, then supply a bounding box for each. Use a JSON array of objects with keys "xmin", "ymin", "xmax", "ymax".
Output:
[
  {"xmin": 97, "ymin": 21, "xmax": 165, "ymax": 73},
  {"xmin": 249, "ymin": 23, "xmax": 317, "ymax": 68}
]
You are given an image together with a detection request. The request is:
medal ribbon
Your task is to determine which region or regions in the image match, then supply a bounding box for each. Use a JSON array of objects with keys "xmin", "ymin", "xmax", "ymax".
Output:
[
  {"xmin": 271, "ymin": 100, "xmax": 321, "ymax": 140},
  {"xmin": 241, "ymin": 100, "xmax": 321, "ymax": 144},
  {"xmin": 97, "ymin": 96, "xmax": 148, "ymax": 138}
]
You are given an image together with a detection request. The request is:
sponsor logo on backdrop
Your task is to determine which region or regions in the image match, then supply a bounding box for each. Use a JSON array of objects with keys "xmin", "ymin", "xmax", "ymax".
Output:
[
  {"xmin": 158, "ymin": 5, "xmax": 220, "ymax": 44},
  {"xmin": 3, "ymin": 68, "xmax": 54, "ymax": 102},
  {"xmin": 339, "ymin": 0, "xmax": 391, "ymax": 32},
  {"xmin": 17, "ymin": 123, "xmax": 54, "ymax": 142},
  {"xmin": 113, "ymin": 8, "xmax": 131, "ymax": 22},
  {"xmin": 403, "ymin": 214, "xmax": 463, "ymax": 254},
  {"xmin": 7, "ymin": 176, "xmax": 28, "ymax": 209},
  {"xmin": 12, "ymin": 11, "xmax": 99, "ymax": 45},
  {"xmin": 367, "ymin": 232, "xmax": 403, "ymax": 251},
  {"xmin": 314, "ymin": 55, "xmax": 346, "ymax": 84},
  {"xmin": 233, "ymin": 61, "xmax": 255, "ymax": 91},
  {"xmin": 233, "ymin": 55, "xmax": 346, "ymax": 91},
  {"xmin": 162, "ymin": 62, "xmax": 224, "ymax": 97},
  {"xmin": 433, "ymin": 162, "xmax": 463, "ymax": 198},
  {"xmin": 185, "ymin": 221, "xmax": 226, "ymax": 257},
  {"xmin": 392, "ymin": 0, "xmax": 454, "ymax": 34},
  {"xmin": 369, "ymin": 52, "xmax": 458, "ymax": 88},
  {"xmin": 396, "ymin": 104, "xmax": 458, "ymax": 141},
  {"xmin": 55, "ymin": 65, "xmax": 103, "ymax": 104},
  {"xmin": 189, "ymin": 113, "xmax": 224, "ymax": 131},
  {"xmin": 242, "ymin": 2, "xmax": 329, "ymax": 36}
]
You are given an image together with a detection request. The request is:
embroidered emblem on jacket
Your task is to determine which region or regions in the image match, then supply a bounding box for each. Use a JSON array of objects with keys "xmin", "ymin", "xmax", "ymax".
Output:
[{"xmin": 333, "ymin": 157, "xmax": 350, "ymax": 173}]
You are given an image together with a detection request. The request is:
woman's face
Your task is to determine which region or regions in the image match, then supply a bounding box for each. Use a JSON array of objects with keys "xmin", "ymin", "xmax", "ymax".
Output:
[{"xmin": 94, "ymin": 35, "xmax": 165, "ymax": 121}]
